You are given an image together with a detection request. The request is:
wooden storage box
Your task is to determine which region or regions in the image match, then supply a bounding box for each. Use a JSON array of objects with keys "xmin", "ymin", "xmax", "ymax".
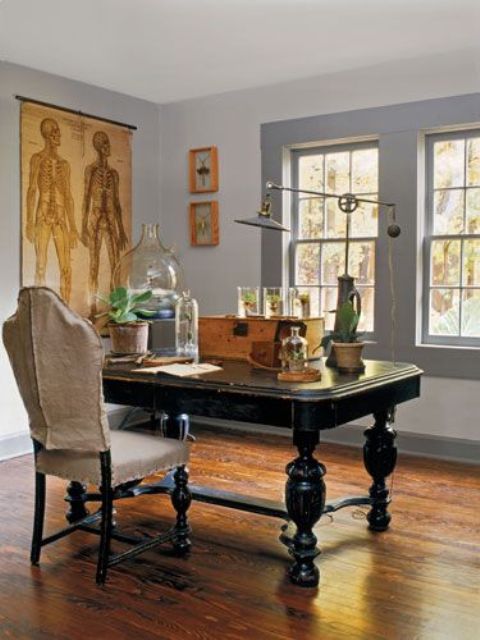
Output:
[{"xmin": 199, "ymin": 316, "xmax": 324, "ymax": 363}]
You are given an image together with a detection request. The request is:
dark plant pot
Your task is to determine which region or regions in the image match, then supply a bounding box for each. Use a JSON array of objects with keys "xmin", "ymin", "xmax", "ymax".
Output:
[
  {"xmin": 332, "ymin": 341, "xmax": 365, "ymax": 373},
  {"xmin": 109, "ymin": 322, "xmax": 149, "ymax": 355}
]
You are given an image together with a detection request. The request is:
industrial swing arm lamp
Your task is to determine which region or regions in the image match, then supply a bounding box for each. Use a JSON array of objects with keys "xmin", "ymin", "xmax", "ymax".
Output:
[
  {"xmin": 235, "ymin": 180, "xmax": 401, "ymax": 366},
  {"xmin": 235, "ymin": 181, "xmax": 401, "ymax": 238}
]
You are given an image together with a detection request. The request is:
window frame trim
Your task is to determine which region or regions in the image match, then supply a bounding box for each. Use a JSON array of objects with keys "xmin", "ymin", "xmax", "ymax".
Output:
[
  {"xmin": 422, "ymin": 128, "xmax": 480, "ymax": 348},
  {"xmin": 289, "ymin": 139, "xmax": 379, "ymax": 336}
]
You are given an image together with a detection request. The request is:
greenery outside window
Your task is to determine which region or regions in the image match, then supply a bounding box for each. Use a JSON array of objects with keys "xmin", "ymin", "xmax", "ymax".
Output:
[
  {"xmin": 290, "ymin": 142, "xmax": 379, "ymax": 332},
  {"xmin": 424, "ymin": 131, "xmax": 480, "ymax": 346}
]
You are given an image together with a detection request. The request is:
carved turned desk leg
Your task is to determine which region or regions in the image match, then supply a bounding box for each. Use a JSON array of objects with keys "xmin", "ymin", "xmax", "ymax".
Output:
[
  {"xmin": 285, "ymin": 430, "xmax": 326, "ymax": 587},
  {"xmin": 363, "ymin": 409, "xmax": 397, "ymax": 531},
  {"xmin": 65, "ymin": 481, "xmax": 89, "ymax": 523},
  {"xmin": 171, "ymin": 465, "xmax": 192, "ymax": 555}
]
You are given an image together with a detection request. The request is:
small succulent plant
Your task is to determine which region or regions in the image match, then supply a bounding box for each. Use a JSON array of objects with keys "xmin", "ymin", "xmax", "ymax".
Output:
[
  {"xmin": 321, "ymin": 300, "xmax": 363, "ymax": 349},
  {"xmin": 97, "ymin": 287, "xmax": 156, "ymax": 324}
]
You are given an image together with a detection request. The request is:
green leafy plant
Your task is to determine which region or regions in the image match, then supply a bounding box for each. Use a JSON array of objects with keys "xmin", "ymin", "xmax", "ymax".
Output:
[
  {"xmin": 267, "ymin": 293, "xmax": 281, "ymax": 312},
  {"xmin": 320, "ymin": 301, "xmax": 363, "ymax": 350},
  {"xmin": 242, "ymin": 291, "xmax": 257, "ymax": 305},
  {"xmin": 97, "ymin": 287, "xmax": 156, "ymax": 324}
]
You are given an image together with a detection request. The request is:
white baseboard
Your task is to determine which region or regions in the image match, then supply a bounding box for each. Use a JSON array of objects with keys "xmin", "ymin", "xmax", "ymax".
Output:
[
  {"xmin": 0, "ymin": 406, "xmax": 137, "ymax": 462},
  {"xmin": 3, "ymin": 410, "xmax": 476, "ymax": 465},
  {"xmin": 191, "ymin": 417, "xmax": 480, "ymax": 465},
  {"xmin": 0, "ymin": 432, "xmax": 32, "ymax": 461}
]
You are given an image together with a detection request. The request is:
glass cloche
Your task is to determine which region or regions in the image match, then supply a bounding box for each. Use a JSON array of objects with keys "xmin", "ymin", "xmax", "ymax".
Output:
[{"xmin": 113, "ymin": 223, "xmax": 184, "ymax": 318}]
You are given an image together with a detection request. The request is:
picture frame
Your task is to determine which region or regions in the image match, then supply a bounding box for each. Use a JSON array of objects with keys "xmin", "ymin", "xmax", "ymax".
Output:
[
  {"xmin": 189, "ymin": 201, "xmax": 219, "ymax": 246},
  {"xmin": 189, "ymin": 146, "xmax": 218, "ymax": 193}
]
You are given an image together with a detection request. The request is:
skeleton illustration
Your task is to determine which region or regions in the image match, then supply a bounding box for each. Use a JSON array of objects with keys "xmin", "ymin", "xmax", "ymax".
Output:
[
  {"xmin": 26, "ymin": 118, "xmax": 78, "ymax": 302},
  {"xmin": 81, "ymin": 131, "xmax": 128, "ymax": 316}
]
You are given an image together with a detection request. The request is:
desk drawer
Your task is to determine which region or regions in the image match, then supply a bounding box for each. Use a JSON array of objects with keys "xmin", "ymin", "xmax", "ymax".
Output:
[{"xmin": 103, "ymin": 378, "xmax": 155, "ymax": 409}]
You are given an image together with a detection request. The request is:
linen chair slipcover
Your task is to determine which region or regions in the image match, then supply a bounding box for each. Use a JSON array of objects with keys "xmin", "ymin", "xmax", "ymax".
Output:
[{"xmin": 2, "ymin": 287, "xmax": 192, "ymax": 584}]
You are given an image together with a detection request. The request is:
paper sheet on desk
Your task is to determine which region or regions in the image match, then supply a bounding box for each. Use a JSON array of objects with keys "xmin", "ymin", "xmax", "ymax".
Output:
[{"xmin": 133, "ymin": 363, "xmax": 222, "ymax": 377}]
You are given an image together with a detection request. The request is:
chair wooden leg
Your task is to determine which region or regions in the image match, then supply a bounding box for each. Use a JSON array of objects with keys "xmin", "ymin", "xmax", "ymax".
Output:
[
  {"xmin": 96, "ymin": 452, "xmax": 113, "ymax": 585},
  {"xmin": 30, "ymin": 471, "xmax": 46, "ymax": 566},
  {"xmin": 171, "ymin": 465, "xmax": 192, "ymax": 555}
]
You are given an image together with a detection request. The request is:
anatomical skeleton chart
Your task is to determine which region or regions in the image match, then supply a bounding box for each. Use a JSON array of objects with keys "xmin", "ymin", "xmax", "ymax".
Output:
[{"xmin": 21, "ymin": 101, "xmax": 132, "ymax": 318}]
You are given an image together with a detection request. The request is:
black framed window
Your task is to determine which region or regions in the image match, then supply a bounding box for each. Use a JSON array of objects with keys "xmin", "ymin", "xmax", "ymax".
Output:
[
  {"xmin": 290, "ymin": 141, "xmax": 379, "ymax": 332},
  {"xmin": 424, "ymin": 131, "xmax": 480, "ymax": 346}
]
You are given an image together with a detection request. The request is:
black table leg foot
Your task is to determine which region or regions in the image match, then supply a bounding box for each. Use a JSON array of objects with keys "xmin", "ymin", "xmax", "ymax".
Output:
[
  {"xmin": 285, "ymin": 431, "xmax": 325, "ymax": 587},
  {"xmin": 171, "ymin": 465, "xmax": 192, "ymax": 556},
  {"xmin": 65, "ymin": 481, "xmax": 89, "ymax": 523},
  {"xmin": 363, "ymin": 409, "xmax": 397, "ymax": 532}
]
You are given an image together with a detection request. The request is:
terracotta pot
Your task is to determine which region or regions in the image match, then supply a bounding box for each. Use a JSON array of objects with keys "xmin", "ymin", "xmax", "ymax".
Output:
[
  {"xmin": 332, "ymin": 341, "xmax": 365, "ymax": 373},
  {"xmin": 109, "ymin": 322, "xmax": 149, "ymax": 355}
]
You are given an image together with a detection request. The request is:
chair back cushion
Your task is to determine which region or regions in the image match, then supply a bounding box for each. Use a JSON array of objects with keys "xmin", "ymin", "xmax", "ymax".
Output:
[{"xmin": 3, "ymin": 287, "xmax": 110, "ymax": 452}]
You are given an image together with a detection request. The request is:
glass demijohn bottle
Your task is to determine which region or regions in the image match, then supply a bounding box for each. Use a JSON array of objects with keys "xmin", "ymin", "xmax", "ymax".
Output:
[
  {"xmin": 113, "ymin": 223, "xmax": 184, "ymax": 318},
  {"xmin": 175, "ymin": 290, "xmax": 199, "ymax": 362}
]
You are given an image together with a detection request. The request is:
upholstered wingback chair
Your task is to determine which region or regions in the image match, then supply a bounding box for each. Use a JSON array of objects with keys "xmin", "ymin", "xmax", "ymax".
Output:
[{"xmin": 3, "ymin": 287, "xmax": 192, "ymax": 584}]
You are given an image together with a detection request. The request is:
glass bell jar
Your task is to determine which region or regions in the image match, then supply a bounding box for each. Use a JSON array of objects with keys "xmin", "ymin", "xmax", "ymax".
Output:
[{"xmin": 114, "ymin": 223, "xmax": 184, "ymax": 318}]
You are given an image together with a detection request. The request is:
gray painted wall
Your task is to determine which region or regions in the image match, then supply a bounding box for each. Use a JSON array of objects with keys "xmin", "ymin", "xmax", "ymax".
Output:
[
  {"xmin": 159, "ymin": 50, "xmax": 480, "ymax": 443},
  {"xmin": 0, "ymin": 61, "xmax": 161, "ymax": 456}
]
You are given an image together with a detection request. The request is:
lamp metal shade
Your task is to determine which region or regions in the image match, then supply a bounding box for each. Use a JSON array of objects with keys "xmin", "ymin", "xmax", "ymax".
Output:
[{"xmin": 235, "ymin": 215, "xmax": 290, "ymax": 232}]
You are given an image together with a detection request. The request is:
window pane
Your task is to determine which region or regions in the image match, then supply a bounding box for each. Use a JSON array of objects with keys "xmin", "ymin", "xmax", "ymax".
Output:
[
  {"xmin": 433, "ymin": 189, "xmax": 464, "ymax": 234},
  {"xmin": 467, "ymin": 137, "xmax": 480, "ymax": 186},
  {"xmin": 299, "ymin": 198, "xmax": 323, "ymax": 239},
  {"xmin": 466, "ymin": 188, "xmax": 480, "ymax": 234},
  {"xmin": 320, "ymin": 287, "xmax": 338, "ymax": 331},
  {"xmin": 352, "ymin": 148, "xmax": 378, "ymax": 193},
  {"xmin": 321, "ymin": 242, "xmax": 345, "ymax": 284},
  {"xmin": 461, "ymin": 289, "xmax": 480, "ymax": 337},
  {"xmin": 351, "ymin": 198, "xmax": 378, "ymax": 238},
  {"xmin": 433, "ymin": 140, "xmax": 465, "ymax": 189},
  {"xmin": 463, "ymin": 239, "xmax": 480, "ymax": 286},
  {"xmin": 326, "ymin": 198, "xmax": 346, "ymax": 238},
  {"xmin": 325, "ymin": 152, "xmax": 349, "ymax": 194},
  {"xmin": 299, "ymin": 155, "xmax": 324, "ymax": 191},
  {"xmin": 349, "ymin": 241, "xmax": 375, "ymax": 285},
  {"xmin": 296, "ymin": 244, "xmax": 320, "ymax": 285},
  {"xmin": 357, "ymin": 286, "xmax": 374, "ymax": 332},
  {"xmin": 431, "ymin": 240, "xmax": 461, "ymax": 285},
  {"xmin": 429, "ymin": 288, "xmax": 460, "ymax": 336}
]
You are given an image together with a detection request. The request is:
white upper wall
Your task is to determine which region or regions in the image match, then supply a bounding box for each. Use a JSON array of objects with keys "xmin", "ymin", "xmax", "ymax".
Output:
[{"xmin": 1, "ymin": 0, "xmax": 479, "ymax": 103}]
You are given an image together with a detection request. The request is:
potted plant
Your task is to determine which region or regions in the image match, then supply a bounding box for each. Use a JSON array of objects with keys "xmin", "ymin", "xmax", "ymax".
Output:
[
  {"xmin": 298, "ymin": 292, "xmax": 311, "ymax": 318},
  {"xmin": 321, "ymin": 300, "xmax": 365, "ymax": 373},
  {"xmin": 98, "ymin": 287, "xmax": 155, "ymax": 355},
  {"xmin": 266, "ymin": 293, "xmax": 282, "ymax": 316},
  {"xmin": 242, "ymin": 290, "xmax": 257, "ymax": 316}
]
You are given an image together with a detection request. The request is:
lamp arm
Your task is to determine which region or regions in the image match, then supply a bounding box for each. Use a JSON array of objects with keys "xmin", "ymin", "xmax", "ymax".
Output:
[{"xmin": 266, "ymin": 181, "xmax": 396, "ymax": 209}]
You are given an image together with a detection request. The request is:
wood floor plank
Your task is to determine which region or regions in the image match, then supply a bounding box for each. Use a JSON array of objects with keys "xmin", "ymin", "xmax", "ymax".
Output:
[{"xmin": 0, "ymin": 424, "xmax": 478, "ymax": 640}]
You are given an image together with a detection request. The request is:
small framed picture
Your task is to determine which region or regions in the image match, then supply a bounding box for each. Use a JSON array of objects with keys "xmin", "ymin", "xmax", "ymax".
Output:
[
  {"xmin": 189, "ymin": 146, "xmax": 218, "ymax": 193},
  {"xmin": 190, "ymin": 201, "xmax": 219, "ymax": 246}
]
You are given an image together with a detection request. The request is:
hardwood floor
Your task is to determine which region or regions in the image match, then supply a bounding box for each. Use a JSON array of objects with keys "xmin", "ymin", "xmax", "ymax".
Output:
[{"xmin": 0, "ymin": 424, "xmax": 478, "ymax": 640}]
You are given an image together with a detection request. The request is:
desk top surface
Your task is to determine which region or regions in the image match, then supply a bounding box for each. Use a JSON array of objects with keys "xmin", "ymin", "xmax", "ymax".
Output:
[{"xmin": 103, "ymin": 358, "xmax": 422, "ymax": 402}]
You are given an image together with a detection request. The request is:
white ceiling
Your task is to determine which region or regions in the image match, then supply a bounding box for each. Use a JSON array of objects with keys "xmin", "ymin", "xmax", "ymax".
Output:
[{"xmin": 1, "ymin": 0, "xmax": 479, "ymax": 104}]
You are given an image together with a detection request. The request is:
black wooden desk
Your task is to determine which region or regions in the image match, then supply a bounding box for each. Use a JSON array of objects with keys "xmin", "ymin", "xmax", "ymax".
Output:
[{"xmin": 97, "ymin": 359, "xmax": 421, "ymax": 587}]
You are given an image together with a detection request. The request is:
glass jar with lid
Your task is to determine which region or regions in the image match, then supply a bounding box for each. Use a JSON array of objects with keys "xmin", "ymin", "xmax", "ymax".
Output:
[{"xmin": 175, "ymin": 290, "xmax": 199, "ymax": 362}]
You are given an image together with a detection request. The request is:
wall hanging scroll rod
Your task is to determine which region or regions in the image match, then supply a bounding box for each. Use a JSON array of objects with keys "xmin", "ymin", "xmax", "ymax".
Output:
[{"xmin": 14, "ymin": 95, "xmax": 138, "ymax": 131}]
